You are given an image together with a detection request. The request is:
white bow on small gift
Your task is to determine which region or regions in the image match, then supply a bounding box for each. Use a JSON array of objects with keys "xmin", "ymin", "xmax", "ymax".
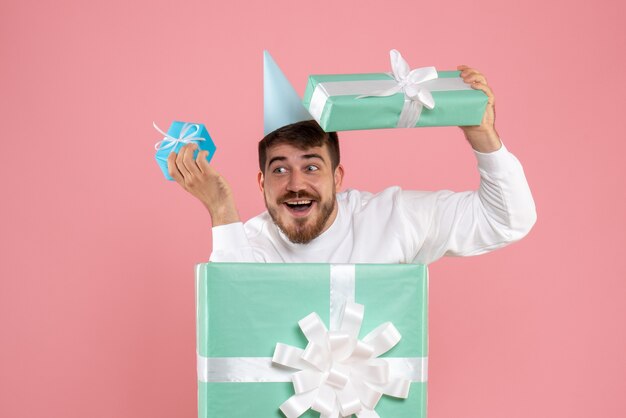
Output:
[
  {"xmin": 153, "ymin": 121, "xmax": 205, "ymax": 153},
  {"xmin": 357, "ymin": 49, "xmax": 438, "ymax": 128},
  {"xmin": 272, "ymin": 302, "xmax": 411, "ymax": 418}
]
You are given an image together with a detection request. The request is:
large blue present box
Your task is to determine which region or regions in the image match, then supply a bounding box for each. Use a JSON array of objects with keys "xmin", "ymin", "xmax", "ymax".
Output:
[{"xmin": 154, "ymin": 121, "xmax": 216, "ymax": 181}]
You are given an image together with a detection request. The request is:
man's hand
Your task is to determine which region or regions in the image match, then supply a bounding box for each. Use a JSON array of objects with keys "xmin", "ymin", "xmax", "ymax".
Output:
[
  {"xmin": 168, "ymin": 143, "xmax": 240, "ymax": 226},
  {"xmin": 458, "ymin": 65, "xmax": 502, "ymax": 153}
]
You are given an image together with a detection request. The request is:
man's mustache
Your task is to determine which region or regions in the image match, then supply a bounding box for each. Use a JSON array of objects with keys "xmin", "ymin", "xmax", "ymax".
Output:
[{"xmin": 278, "ymin": 191, "xmax": 320, "ymax": 203}]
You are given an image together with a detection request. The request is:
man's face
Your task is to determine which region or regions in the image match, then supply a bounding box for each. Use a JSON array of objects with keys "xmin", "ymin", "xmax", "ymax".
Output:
[{"xmin": 258, "ymin": 143, "xmax": 344, "ymax": 244}]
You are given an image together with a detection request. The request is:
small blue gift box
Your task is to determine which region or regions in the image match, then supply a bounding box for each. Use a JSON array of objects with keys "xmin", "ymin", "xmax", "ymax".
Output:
[{"xmin": 154, "ymin": 121, "xmax": 216, "ymax": 181}]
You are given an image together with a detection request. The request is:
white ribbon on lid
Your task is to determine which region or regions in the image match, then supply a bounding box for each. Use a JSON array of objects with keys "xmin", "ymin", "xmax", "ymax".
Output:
[{"xmin": 356, "ymin": 49, "xmax": 438, "ymax": 128}]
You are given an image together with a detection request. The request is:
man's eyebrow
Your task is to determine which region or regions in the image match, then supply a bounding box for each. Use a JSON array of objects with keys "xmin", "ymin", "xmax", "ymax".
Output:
[
  {"xmin": 268, "ymin": 156, "xmax": 287, "ymax": 167},
  {"xmin": 268, "ymin": 153, "xmax": 326, "ymax": 167},
  {"xmin": 301, "ymin": 153, "xmax": 325, "ymax": 162}
]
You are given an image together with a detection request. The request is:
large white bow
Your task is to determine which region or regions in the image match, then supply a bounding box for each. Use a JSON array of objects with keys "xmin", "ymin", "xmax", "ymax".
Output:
[{"xmin": 272, "ymin": 302, "xmax": 411, "ymax": 418}]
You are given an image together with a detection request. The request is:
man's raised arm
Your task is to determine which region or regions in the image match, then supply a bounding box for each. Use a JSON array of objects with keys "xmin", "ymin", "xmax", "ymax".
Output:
[
  {"xmin": 167, "ymin": 144, "xmax": 259, "ymax": 262},
  {"xmin": 167, "ymin": 143, "xmax": 240, "ymax": 227},
  {"xmin": 404, "ymin": 66, "xmax": 536, "ymax": 264}
]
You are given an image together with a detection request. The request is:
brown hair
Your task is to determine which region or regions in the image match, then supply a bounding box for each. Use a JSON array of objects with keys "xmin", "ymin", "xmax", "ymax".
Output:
[{"xmin": 258, "ymin": 120, "xmax": 340, "ymax": 173}]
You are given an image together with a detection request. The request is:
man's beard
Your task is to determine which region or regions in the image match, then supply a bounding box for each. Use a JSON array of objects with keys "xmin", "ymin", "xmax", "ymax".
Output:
[{"xmin": 266, "ymin": 190, "xmax": 336, "ymax": 244}]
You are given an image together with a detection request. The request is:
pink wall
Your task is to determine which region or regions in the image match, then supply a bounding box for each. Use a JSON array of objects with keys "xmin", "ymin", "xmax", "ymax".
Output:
[{"xmin": 1, "ymin": 0, "xmax": 624, "ymax": 417}]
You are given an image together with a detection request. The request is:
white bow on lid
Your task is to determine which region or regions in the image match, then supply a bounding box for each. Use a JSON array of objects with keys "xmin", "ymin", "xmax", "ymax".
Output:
[{"xmin": 357, "ymin": 50, "xmax": 438, "ymax": 128}]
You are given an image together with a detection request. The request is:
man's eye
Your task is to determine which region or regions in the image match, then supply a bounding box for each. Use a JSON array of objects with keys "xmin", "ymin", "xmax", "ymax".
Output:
[
  {"xmin": 273, "ymin": 167, "xmax": 287, "ymax": 174},
  {"xmin": 305, "ymin": 165, "xmax": 319, "ymax": 172}
]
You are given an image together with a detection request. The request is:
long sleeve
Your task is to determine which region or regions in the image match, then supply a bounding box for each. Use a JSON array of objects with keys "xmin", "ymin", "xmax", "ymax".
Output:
[
  {"xmin": 405, "ymin": 144, "xmax": 537, "ymax": 265},
  {"xmin": 209, "ymin": 222, "xmax": 259, "ymax": 262}
]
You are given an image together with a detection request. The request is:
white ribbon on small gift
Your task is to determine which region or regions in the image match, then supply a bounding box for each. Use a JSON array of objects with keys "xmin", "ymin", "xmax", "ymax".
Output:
[
  {"xmin": 196, "ymin": 265, "xmax": 428, "ymax": 418},
  {"xmin": 153, "ymin": 121, "xmax": 205, "ymax": 152},
  {"xmin": 273, "ymin": 301, "xmax": 412, "ymax": 418},
  {"xmin": 356, "ymin": 49, "xmax": 437, "ymax": 129},
  {"xmin": 307, "ymin": 49, "xmax": 472, "ymax": 129}
]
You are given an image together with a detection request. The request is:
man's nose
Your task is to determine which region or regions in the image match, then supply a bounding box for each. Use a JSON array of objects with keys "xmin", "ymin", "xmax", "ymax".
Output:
[{"xmin": 286, "ymin": 170, "xmax": 306, "ymax": 192}]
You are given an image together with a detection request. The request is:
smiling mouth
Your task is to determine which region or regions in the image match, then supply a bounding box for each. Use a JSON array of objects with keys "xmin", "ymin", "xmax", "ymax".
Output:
[{"xmin": 284, "ymin": 200, "xmax": 315, "ymax": 214}]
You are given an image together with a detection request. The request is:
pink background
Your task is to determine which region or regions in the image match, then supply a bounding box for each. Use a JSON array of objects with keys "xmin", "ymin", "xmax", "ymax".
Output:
[{"xmin": 1, "ymin": 0, "xmax": 624, "ymax": 417}]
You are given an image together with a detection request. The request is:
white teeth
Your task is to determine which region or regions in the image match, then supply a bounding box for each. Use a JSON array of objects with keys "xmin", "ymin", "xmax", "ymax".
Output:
[{"xmin": 286, "ymin": 200, "xmax": 312, "ymax": 205}]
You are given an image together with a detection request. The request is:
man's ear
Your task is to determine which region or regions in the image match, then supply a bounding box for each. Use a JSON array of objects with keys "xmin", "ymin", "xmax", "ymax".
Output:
[
  {"xmin": 257, "ymin": 171, "xmax": 265, "ymax": 193},
  {"xmin": 334, "ymin": 165, "xmax": 344, "ymax": 190}
]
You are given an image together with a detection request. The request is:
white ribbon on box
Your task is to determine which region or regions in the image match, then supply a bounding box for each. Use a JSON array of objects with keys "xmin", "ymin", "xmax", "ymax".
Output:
[
  {"xmin": 274, "ymin": 301, "xmax": 415, "ymax": 418},
  {"xmin": 197, "ymin": 265, "xmax": 428, "ymax": 418},
  {"xmin": 153, "ymin": 121, "xmax": 205, "ymax": 152},
  {"xmin": 308, "ymin": 49, "xmax": 471, "ymax": 128}
]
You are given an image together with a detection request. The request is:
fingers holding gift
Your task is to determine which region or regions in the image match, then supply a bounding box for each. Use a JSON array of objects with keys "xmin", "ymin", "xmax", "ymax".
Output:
[
  {"xmin": 168, "ymin": 143, "xmax": 209, "ymax": 189},
  {"xmin": 174, "ymin": 144, "xmax": 194, "ymax": 179},
  {"xmin": 167, "ymin": 151, "xmax": 185, "ymax": 184},
  {"xmin": 457, "ymin": 65, "xmax": 488, "ymax": 85},
  {"xmin": 163, "ymin": 141, "xmax": 237, "ymax": 225},
  {"xmin": 457, "ymin": 65, "xmax": 494, "ymax": 104},
  {"xmin": 470, "ymin": 82, "xmax": 495, "ymax": 105},
  {"xmin": 194, "ymin": 154, "xmax": 224, "ymax": 193},
  {"xmin": 195, "ymin": 150, "xmax": 212, "ymax": 174},
  {"xmin": 181, "ymin": 143, "xmax": 203, "ymax": 178}
]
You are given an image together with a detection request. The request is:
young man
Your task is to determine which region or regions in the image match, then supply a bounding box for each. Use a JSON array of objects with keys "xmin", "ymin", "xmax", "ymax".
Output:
[{"xmin": 167, "ymin": 66, "xmax": 536, "ymax": 264}]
